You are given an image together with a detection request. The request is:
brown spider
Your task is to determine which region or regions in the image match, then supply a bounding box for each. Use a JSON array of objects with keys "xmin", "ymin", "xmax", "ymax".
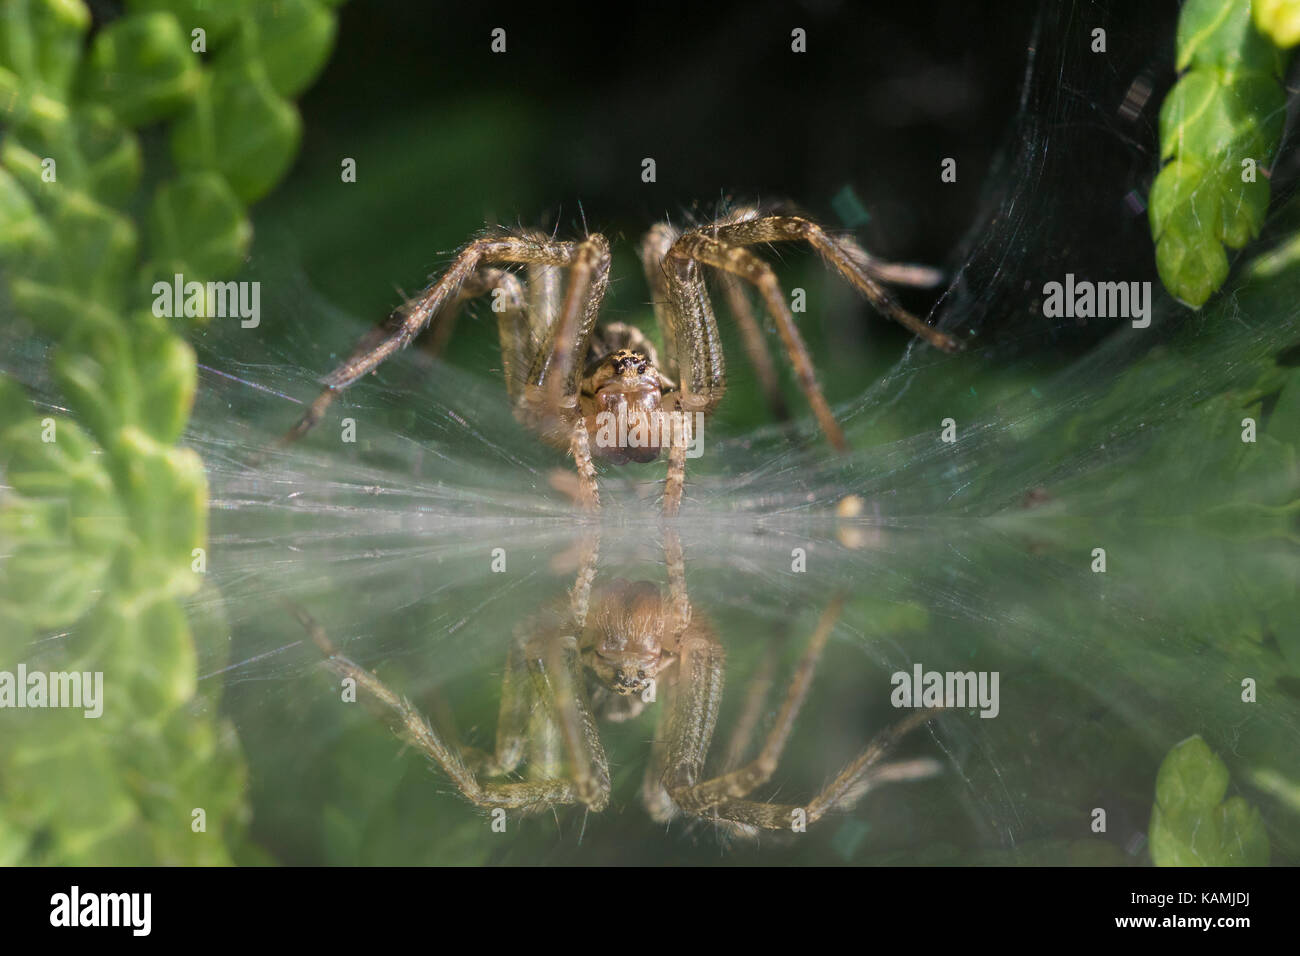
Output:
[
  {"xmin": 282, "ymin": 206, "xmax": 958, "ymax": 513},
  {"xmin": 288, "ymin": 530, "xmax": 941, "ymax": 835}
]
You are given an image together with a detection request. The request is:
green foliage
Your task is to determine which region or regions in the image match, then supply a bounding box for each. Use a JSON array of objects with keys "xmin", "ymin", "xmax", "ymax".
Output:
[
  {"xmin": 148, "ymin": 172, "xmax": 251, "ymax": 283},
  {"xmin": 170, "ymin": 55, "xmax": 301, "ymax": 202},
  {"xmin": 1253, "ymin": 0, "xmax": 1300, "ymax": 47},
  {"xmin": 81, "ymin": 11, "xmax": 201, "ymax": 125},
  {"xmin": 0, "ymin": 0, "xmax": 345, "ymax": 864},
  {"xmin": 1150, "ymin": 736, "xmax": 1270, "ymax": 865},
  {"xmin": 1151, "ymin": 0, "xmax": 1291, "ymax": 307}
]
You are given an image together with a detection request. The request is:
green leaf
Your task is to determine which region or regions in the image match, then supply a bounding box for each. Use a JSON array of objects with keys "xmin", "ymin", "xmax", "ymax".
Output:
[
  {"xmin": 146, "ymin": 170, "xmax": 251, "ymax": 283},
  {"xmin": 0, "ymin": 0, "xmax": 92, "ymax": 96},
  {"xmin": 93, "ymin": 597, "xmax": 198, "ymax": 720},
  {"xmin": 0, "ymin": 163, "xmax": 55, "ymax": 264},
  {"xmin": 1217, "ymin": 167, "xmax": 1270, "ymax": 248},
  {"xmin": 1149, "ymin": 157, "xmax": 1219, "ymax": 242},
  {"xmin": 1252, "ymin": 0, "xmax": 1300, "ymax": 49},
  {"xmin": 48, "ymin": 189, "xmax": 137, "ymax": 308},
  {"xmin": 132, "ymin": 312, "xmax": 197, "ymax": 445},
  {"xmin": 113, "ymin": 427, "xmax": 207, "ymax": 593},
  {"xmin": 81, "ymin": 10, "xmax": 201, "ymax": 126},
  {"xmin": 238, "ymin": 0, "xmax": 336, "ymax": 98},
  {"xmin": 123, "ymin": 0, "xmax": 249, "ymax": 47},
  {"xmin": 1177, "ymin": 0, "xmax": 1286, "ymax": 76},
  {"xmin": 1149, "ymin": 735, "xmax": 1270, "ymax": 865},
  {"xmin": 0, "ymin": 540, "xmax": 113, "ymax": 629},
  {"xmin": 0, "ymin": 61, "xmax": 69, "ymax": 133},
  {"xmin": 52, "ymin": 313, "xmax": 197, "ymax": 448},
  {"xmin": 1159, "ymin": 69, "xmax": 1285, "ymax": 166},
  {"xmin": 72, "ymin": 105, "xmax": 143, "ymax": 203},
  {"xmin": 170, "ymin": 53, "xmax": 301, "ymax": 202},
  {"xmin": 1152, "ymin": 0, "xmax": 1292, "ymax": 307},
  {"xmin": 2, "ymin": 104, "xmax": 142, "ymax": 205},
  {"xmin": 1150, "ymin": 160, "xmax": 1230, "ymax": 307},
  {"xmin": 0, "ymin": 414, "xmax": 128, "ymax": 554}
]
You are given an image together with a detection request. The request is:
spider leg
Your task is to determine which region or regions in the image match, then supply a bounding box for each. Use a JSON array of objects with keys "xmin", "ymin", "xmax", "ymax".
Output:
[
  {"xmin": 288, "ymin": 601, "xmax": 600, "ymax": 812},
  {"xmin": 415, "ymin": 266, "xmax": 532, "ymax": 394},
  {"xmin": 663, "ymin": 526, "xmax": 691, "ymax": 635},
  {"xmin": 568, "ymin": 419, "xmax": 600, "ymax": 512},
  {"xmin": 640, "ymin": 223, "xmax": 725, "ymax": 419},
  {"xmin": 696, "ymin": 709, "xmax": 941, "ymax": 831},
  {"xmin": 715, "ymin": 273, "xmax": 791, "ymax": 422},
  {"xmin": 709, "ymin": 204, "xmax": 794, "ymax": 423},
  {"xmin": 519, "ymin": 235, "xmax": 611, "ymax": 427},
  {"xmin": 639, "ymin": 223, "xmax": 685, "ymax": 384},
  {"xmin": 516, "ymin": 235, "xmax": 611, "ymax": 512},
  {"xmin": 666, "ymin": 229, "xmax": 847, "ymax": 450},
  {"xmin": 663, "ymin": 423, "xmax": 688, "ymax": 516},
  {"xmin": 280, "ymin": 233, "xmax": 599, "ymax": 447},
  {"xmin": 688, "ymin": 214, "xmax": 959, "ymax": 352}
]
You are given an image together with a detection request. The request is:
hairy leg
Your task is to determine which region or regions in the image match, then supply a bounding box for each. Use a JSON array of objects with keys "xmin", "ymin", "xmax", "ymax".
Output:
[
  {"xmin": 289, "ymin": 602, "xmax": 602, "ymax": 811},
  {"xmin": 528, "ymin": 630, "xmax": 612, "ymax": 811},
  {"xmin": 686, "ymin": 709, "xmax": 941, "ymax": 832},
  {"xmin": 667, "ymin": 229, "xmax": 846, "ymax": 450},
  {"xmin": 716, "ymin": 273, "xmax": 791, "ymax": 422},
  {"xmin": 282, "ymin": 233, "xmax": 603, "ymax": 447},
  {"xmin": 691, "ymin": 214, "xmax": 958, "ymax": 352},
  {"xmin": 519, "ymin": 235, "xmax": 611, "ymax": 434},
  {"xmin": 667, "ymin": 595, "xmax": 846, "ymax": 812}
]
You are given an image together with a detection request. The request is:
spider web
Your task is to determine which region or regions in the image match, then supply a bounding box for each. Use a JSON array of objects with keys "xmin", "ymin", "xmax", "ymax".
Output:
[{"xmin": 5, "ymin": 0, "xmax": 1300, "ymax": 864}]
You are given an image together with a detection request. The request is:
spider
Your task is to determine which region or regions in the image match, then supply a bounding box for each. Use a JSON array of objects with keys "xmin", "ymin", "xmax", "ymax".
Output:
[
  {"xmin": 288, "ymin": 530, "xmax": 942, "ymax": 835},
  {"xmin": 280, "ymin": 206, "xmax": 958, "ymax": 513}
]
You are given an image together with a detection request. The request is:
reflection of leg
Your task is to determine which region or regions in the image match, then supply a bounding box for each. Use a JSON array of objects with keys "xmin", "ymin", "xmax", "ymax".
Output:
[
  {"xmin": 641, "ymin": 676, "xmax": 678, "ymax": 823},
  {"xmin": 288, "ymin": 602, "xmax": 588, "ymax": 811},
  {"xmin": 662, "ymin": 527, "xmax": 691, "ymax": 633},
  {"xmin": 668, "ymin": 596, "xmax": 845, "ymax": 810},
  {"xmin": 718, "ymin": 631, "xmax": 788, "ymax": 774},
  {"xmin": 682, "ymin": 709, "xmax": 940, "ymax": 831},
  {"xmin": 533, "ymin": 633, "xmax": 611, "ymax": 811},
  {"xmin": 663, "ymin": 429, "xmax": 687, "ymax": 516},
  {"xmin": 465, "ymin": 633, "xmax": 533, "ymax": 776},
  {"xmin": 567, "ymin": 531, "xmax": 600, "ymax": 630}
]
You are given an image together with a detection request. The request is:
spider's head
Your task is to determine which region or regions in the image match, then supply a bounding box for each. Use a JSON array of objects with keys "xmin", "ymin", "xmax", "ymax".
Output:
[
  {"xmin": 585, "ymin": 349, "xmax": 664, "ymax": 464},
  {"xmin": 581, "ymin": 579, "xmax": 673, "ymax": 696}
]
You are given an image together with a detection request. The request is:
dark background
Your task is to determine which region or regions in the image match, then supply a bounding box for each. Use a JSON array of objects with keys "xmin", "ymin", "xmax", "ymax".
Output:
[{"xmin": 252, "ymin": 0, "xmax": 1184, "ymax": 372}]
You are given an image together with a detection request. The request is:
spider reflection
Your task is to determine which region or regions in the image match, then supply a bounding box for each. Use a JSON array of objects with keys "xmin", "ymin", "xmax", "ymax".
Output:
[{"xmin": 290, "ymin": 530, "xmax": 940, "ymax": 835}]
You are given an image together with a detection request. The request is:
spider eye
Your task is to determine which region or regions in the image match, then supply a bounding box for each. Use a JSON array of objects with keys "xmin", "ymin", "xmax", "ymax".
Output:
[
  {"xmin": 637, "ymin": 669, "xmax": 645, "ymax": 679},
  {"xmin": 637, "ymin": 363, "xmax": 647, "ymax": 374}
]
